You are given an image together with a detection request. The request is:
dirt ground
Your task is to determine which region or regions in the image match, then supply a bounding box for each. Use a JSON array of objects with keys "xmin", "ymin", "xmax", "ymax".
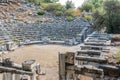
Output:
[{"xmin": 2, "ymin": 44, "xmax": 80, "ymax": 80}]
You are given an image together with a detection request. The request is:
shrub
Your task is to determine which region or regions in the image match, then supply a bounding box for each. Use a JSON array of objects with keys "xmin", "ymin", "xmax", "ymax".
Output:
[
  {"xmin": 55, "ymin": 11, "xmax": 63, "ymax": 16},
  {"xmin": 79, "ymin": 3, "xmax": 93, "ymax": 12},
  {"xmin": 42, "ymin": 3, "xmax": 64, "ymax": 12},
  {"xmin": 65, "ymin": 9, "xmax": 75, "ymax": 17},
  {"xmin": 65, "ymin": 0, "xmax": 75, "ymax": 9},
  {"xmin": 55, "ymin": 4, "xmax": 65, "ymax": 11},
  {"xmin": 66, "ymin": 16, "xmax": 73, "ymax": 22},
  {"xmin": 37, "ymin": 10, "xmax": 45, "ymax": 15}
]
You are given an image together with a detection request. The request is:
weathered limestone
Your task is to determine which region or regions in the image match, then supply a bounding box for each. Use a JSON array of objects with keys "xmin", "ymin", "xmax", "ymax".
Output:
[
  {"xmin": 59, "ymin": 53, "xmax": 66, "ymax": 80},
  {"xmin": 59, "ymin": 33, "xmax": 120, "ymax": 80},
  {"xmin": 14, "ymin": 74, "xmax": 21, "ymax": 80},
  {"xmin": 3, "ymin": 72, "xmax": 12, "ymax": 80}
]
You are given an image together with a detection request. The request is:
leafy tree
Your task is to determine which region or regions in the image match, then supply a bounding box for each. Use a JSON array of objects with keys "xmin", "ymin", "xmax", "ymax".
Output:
[
  {"xmin": 104, "ymin": 0, "xmax": 120, "ymax": 33},
  {"xmin": 92, "ymin": 10, "xmax": 105, "ymax": 32},
  {"xmin": 79, "ymin": 0, "xmax": 104, "ymax": 13},
  {"xmin": 84, "ymin": 0, "xmax": 104, "ymax": 9},
  {"xmin": 65, "ymin": 0, "xmax": 74, "ymax": 9},
  {"xmin": 90, "ymin": 0, "xmax": 120, "ymax": 34}
]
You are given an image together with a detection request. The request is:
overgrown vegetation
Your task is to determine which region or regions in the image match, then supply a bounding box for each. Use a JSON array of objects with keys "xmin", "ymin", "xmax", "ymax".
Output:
[
  {"xmin": 79, "ymin": 3, "xmax": 93, "ymax": 12},
  {"xmin": 37, "ymin": 10, "xmax": 45, "ymax": 15},
  {"xmin": 41, "ymin": 3, "xmax": 64, "ymax": 12},
  {"xmin": 80, "ymin": 0, "xmax": 120, "ymax": 34},
  {"xmin": 65, "ymin": 9, "xmax": 75, "ymax": 17},
  {"xmin": 26, "ymin": 0, "xmax": 120, "ymax": 34},
  {"xmin": 55, "ymin": 11, "xmax": 63, "ymax": 16},
  {"xmin": 25, "ymin": 0, "xmax": 80, "ymax": 20},
  {"xmin": 104, "ymin": 0, "xmax": 120, "ymax": 33},
  {"xmin": 65, "ymin": 0, "xmax": 74, "ymax": 9}
]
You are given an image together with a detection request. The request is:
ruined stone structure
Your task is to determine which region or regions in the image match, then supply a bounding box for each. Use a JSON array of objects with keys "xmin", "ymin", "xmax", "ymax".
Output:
[
  {"xmin": 0, "ymin": 0, "xmax": 92, "ymax": 47},
  {"xmin": 0, "ymin": 17, "xmax": 91, "ymax": 46},
  {"xmin": 59, "ymin": 33, "xmax": 120, "ymax": 80},
  {"xmin": 0, "ymin": 58, "xmax": 40, "ymax": 80}
]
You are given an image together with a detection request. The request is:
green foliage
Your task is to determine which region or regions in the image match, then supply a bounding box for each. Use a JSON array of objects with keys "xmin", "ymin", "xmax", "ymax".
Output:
[
  {"xmin": 65, "ymin": 0, "xmax": 74, "ymax": 9},
  {"xmin": 65, "ymin": 9, "xmax": 75, "ymax": 17},
  {"xmin": 104, "ymin": 0, "xmax": 120, "ymax": 33},
  {"xmin": 79, "ymin": 0, "xmax": 104, "ymax": 13},
  {"xmin": 37, "ymin": 10, "xmax": 45, "ymax": 15},
  {"xmin": 55, "ymin": 11, "xmax": 63, "ymax": 16},
  {"xmin": 79, "ymin": 3, "xmax": 94, "ymax": 12},
  {"xmin": 84, "ymin": 0, "xmax": 120, "ymax": 34},
  {"xmin": 42, "ymin": 3, "xmax": 64, "ymax": 12},
  {"xmin": 84, "ymin": 0, "xmax": 104, "ymax": 9},
  {"xmin": 55, "ymin": 5, "xmax": 65, "ymax": 11},
  {"xmin": 66, "ymin": 16, "xmax": 73, "ymax": 22},
  {"xmin": 92, "ymin": 10, "xmax": 105, "ymax": 32}
]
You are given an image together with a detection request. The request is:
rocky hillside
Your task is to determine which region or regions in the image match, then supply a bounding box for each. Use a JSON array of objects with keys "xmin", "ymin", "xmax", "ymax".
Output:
[{"xmin": 0, "ymin": 0, "xmax": 40, "ymax": 22}]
